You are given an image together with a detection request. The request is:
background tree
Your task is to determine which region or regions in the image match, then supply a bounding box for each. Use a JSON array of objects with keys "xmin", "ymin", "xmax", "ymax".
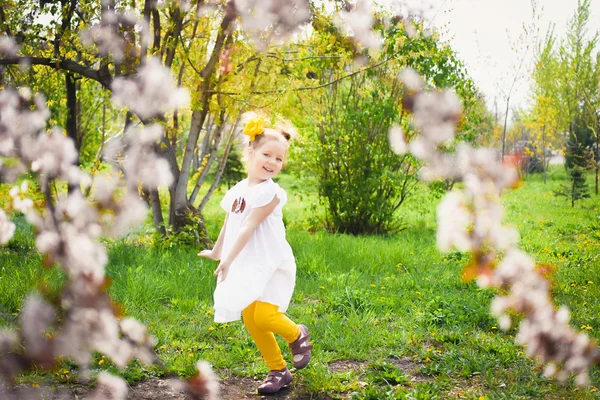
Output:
[
  {"xmin": 526, "ymin": 0, "xmax": 599, "ymax": 189},
  {"xmin": 523, "ymin": 96, "xmax": 561, "ymax": 183},
  {"xmin": 497, "ymin": 0, "xmax": 540, "ymax": 160},
  {"xmin": 302, "ymin": 67, "xmax": 416, "ymax": 234},
  {"xmin": 296, "ymin": 15, "xmax": 486, "ymax": 234},
  {"xmin": 555, "ymin": 166, "xmax": 591, "ymax": 206}
]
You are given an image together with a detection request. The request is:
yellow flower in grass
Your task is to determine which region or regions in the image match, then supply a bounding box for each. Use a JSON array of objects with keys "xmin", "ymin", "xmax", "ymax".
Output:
[{"xmin": 243, "ymin": 116, "xmax": 265, "ymax": 141}]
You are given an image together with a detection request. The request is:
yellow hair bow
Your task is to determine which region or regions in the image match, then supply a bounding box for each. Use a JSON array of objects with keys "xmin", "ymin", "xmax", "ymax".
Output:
[{"xmin": 243, "ymin": 116, "xmax": 265, "ymax": 142}]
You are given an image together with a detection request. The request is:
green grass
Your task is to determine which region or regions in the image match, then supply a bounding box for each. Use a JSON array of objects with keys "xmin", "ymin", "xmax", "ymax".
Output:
[{"xmin": 1, "ymin": 165, "xmax": 600, "ymax": 398}]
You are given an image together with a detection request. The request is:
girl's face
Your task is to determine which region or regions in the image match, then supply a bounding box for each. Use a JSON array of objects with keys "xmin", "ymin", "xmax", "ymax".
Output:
[{"xmin": 248, "ymin": 139, "xmax": 287, "ymax": 183}]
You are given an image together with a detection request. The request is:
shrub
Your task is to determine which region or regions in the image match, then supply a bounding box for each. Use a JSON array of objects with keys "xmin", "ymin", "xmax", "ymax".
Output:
[{"xmin": 302, "ymin": 68, "xmax": 418, "ymax": 235}]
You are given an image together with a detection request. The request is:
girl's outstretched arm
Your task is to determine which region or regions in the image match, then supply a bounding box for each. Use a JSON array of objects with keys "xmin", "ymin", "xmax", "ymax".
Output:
[
  {"xmin": 198, "ymin": 213, "xmax": 229, "ymax": 261},
  {"xmin": 214, "ymin": 196, "xmax": 279, "ymax": 282}
]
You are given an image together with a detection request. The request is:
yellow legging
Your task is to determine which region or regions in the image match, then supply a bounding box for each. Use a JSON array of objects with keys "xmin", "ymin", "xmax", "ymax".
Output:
[{"xmin": 242, "ymin": 301, "xmax": 301, "ymax": 371}]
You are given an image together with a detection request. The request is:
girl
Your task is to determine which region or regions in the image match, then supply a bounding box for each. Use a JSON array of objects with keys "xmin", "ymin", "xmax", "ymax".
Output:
[{"xmin": 198, "ymin": 115, "xmax": 312, "ymax": 394}]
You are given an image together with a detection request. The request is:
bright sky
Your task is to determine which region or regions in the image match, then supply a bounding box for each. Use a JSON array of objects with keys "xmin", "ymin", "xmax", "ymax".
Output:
[{"xmin": 417, "ymin": 0, "xmax": 600, "ymax": 120}]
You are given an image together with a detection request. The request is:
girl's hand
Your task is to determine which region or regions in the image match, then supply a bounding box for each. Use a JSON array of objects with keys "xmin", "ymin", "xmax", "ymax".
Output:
[
  {"xmin": 214, "ymin": 261, "xmax": 230, "ymax": 283},
  {"xmin": 198, "ymin": 249, "xmax": 220, "ymax": 261}
]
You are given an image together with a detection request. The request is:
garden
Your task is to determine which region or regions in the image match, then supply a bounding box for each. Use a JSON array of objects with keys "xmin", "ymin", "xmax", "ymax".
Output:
[{"xmin": 1, "ymin": 0, "xmax": 600, "ymax": 399}]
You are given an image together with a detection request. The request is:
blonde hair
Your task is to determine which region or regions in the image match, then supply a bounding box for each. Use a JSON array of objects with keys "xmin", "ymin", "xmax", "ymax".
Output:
[
  {"xmin": 249, "ymin": 126, "xmax": 292, "ymax": 150},
  {"xmin": 240, "ymin": 111, "xmax": 297, "ymax": 165}
]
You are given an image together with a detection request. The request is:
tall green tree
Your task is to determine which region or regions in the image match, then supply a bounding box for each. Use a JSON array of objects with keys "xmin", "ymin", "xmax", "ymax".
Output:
[{"xmin": 527, "ymin": 0, "xmax": 599, "ymax": 188}]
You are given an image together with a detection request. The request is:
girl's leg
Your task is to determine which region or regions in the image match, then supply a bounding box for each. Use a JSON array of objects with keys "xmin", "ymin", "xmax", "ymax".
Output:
[
  {"xmin": 253, "ymin": 301, "xmax": 301, "ymax": 343},
  {"xmin": 242, "ymin": 301, "xmax": 287, "ymax": 371},
  {"xmin": 253, "ymin": 301, "xmax": 312, "ymax": 370}
]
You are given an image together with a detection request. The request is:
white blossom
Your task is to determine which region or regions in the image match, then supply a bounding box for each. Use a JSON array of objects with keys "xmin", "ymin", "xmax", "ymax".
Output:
[
  {"xmin": 20, "ymin": 295, "xmax": 56, "ymax": 359},
  {"xmin": 235, "ymin": 0, "xmax": 311, "ymax": 50},
  {"xmin": 31, "ymin": 128, "xmax": 79, "ymax": 179},
  {"xmin": 111, "ymin": 195, "xmax": 148, "ymax": 237},
  {"xmin": 335, "ymin": 0, "xmax": 383, "ymax": 52},
  {"xmin": 112, "ymin": 57, "xmax": 190, "ymax": 120},
  {"xmin": 196, "ymin": 361, "xmax": 220, "ymax": 400},
  {"xmin": 170, "ymin": 361, "xmax": 220, "ymax": 400},
  {"xmin": 498, "ymin": 314, "xmax": 512, "ymax": 331},
  {"xmin": 436, "ymin": 191, "xmax": 473, "ymax": 252},
  {"xmin": 120, "ymin": 318, "xmax": 148, "ymax": 344},
  {"xmin": 0, "ymin": 36, "xmax": 19, "ymax": 57},
  {"xmin": 399, "ymin": 67, "xmax": 424, "ymax": 92},
  {"xmin": 388, "ymin": 125, "xmax": 407, "ymax": 155},
  {"xmin": 0, "ymin": 210, "xmax": 16, "ymax": 244},
  {"xmin": 402, "ymin": 71, "xmax": 600, "ymax": 386},
  {"xmin": 90, "ymin": 372, "xmax": 128, "ymax": 400}
]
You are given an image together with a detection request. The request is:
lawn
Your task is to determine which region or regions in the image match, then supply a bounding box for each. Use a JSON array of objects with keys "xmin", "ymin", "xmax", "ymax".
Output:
[{"xmin": 1, "ymin": 165, "xmax": 599, "ymax": 399}]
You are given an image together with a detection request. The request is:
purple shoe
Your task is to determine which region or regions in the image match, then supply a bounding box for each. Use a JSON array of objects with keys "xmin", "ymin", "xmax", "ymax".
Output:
[
  {"xmin": 289, "ymin": 324, "xmax": 312, "ymax": 369},
  {"xmin": 257, "ymin": 368, "xmax": 293, "ymax": 394}
]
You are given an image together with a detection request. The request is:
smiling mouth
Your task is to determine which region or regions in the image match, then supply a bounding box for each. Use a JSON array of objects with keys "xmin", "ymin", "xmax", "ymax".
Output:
[{"xmin": 263, "ymin": 167, "xmax": 273, "ymax": 173}]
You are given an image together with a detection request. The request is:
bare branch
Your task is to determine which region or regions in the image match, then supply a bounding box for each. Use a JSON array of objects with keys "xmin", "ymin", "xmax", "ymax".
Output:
[
  {"xmin": 0, "ymin": 57, "xmax": 113, "ymax": 89},
  {"xmin": 211, "ymin": 57, "xmax": 392, "ymax": 96}
]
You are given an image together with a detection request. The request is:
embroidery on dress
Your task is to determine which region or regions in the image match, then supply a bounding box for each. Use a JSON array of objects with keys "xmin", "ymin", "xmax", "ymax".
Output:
[{"xmin": 231, "ymin": 197, "xmax": 246, "ymax": 213}]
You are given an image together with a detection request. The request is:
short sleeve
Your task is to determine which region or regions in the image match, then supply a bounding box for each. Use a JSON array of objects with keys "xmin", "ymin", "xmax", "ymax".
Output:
[
  {"xmin": 249, "ymin": 180, "xmax": 277, "ymax": 208},
  {"xmin": 275, "ymin": 186, "xmax": 287, "ymax": 210},
  {"xmin": 220, "ymin": 188, "xmax": 235, "ymax": 212}
]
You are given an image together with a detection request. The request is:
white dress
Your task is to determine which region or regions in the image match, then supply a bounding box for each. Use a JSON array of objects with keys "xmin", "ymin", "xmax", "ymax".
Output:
[{"xmin": 213, "ymin": 178, "xmax": 296, "ymax": 323}]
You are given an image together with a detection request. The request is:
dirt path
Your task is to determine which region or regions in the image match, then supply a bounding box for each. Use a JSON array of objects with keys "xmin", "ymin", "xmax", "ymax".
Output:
[
  {"xmin": 6, "ymin": 358, "xmax": 424, "ymax": 399},
  {"xmin": 5, "ymin": 376, "xmax": 333, "ymax": 399},
  {"xmin": 124, "ymin": 377, "xmax": 332, "ymax": 400}
]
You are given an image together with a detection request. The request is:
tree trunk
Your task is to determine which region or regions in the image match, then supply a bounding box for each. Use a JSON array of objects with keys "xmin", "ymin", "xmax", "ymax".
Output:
[
  {"xmin": 170, "ymin": 9, "xmax": 235, "ymax": 231},
  {"xmin": 594, "ymin": 119, "xmax": 600, "ymax": 196},
  {"xmin": 190, "ymin": 111, "xmax": 230, "ymax": 205},
  {"xmin": 65, "ymin": 73, "xmax": 80, "ymax": 194},
  {"xmin": 198, "ymin": 121, "xmax": 237, "ymax": 212},
  {"xmin": 171, "ymin": 108, "xmax": 208, "ymax": 227},
  {"xmin": 542, "ymin": 124, "xmax": 546, "ymax": 184},
  {"xmin": 149, "ymin": 189, "xmax": 165, "ymax": 235},
  {"xmin": 501, "ymin": 95, "xmax": 510, "ymax": 161},
  {"xmin": 65, "ymin": 73, "xmax": 80, "ymax": 153}
]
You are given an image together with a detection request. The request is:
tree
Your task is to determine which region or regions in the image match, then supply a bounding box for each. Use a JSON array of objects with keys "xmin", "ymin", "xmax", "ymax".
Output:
[
  {"xmin": 220, "ymin": 147, "xmax": 245, "ymax": 189},
  {"xmin": 581, "ymin": 51, "xmax": 600, "ymax": 194},
  {"xmin": 296, "ymin": 15, "xmax": 485, "ymax": 234},
  {"xmin": 555, "ymin": 166, "xmax": 590, "ymax": 206},
  {"xmin": 302, "ymin": 67, "xmax": 417, "ymax": 234},
  {"xmin": 554, "ymin": 0, "xmax": 598, "ymax": 173},
  {"xmin": 0, "ymin": 1, "xmax": 272, "ymax": 240},
  {"xmin": 524, "ymin": 96, "xmax": 561, "ymax": 183},
  {"xmin": 526, "ymin": 0, "xmax": 600, "ymax": 191},
  {"xmin": 497, "ymin": 0, "xmax": 541, "ymax": 160}
]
